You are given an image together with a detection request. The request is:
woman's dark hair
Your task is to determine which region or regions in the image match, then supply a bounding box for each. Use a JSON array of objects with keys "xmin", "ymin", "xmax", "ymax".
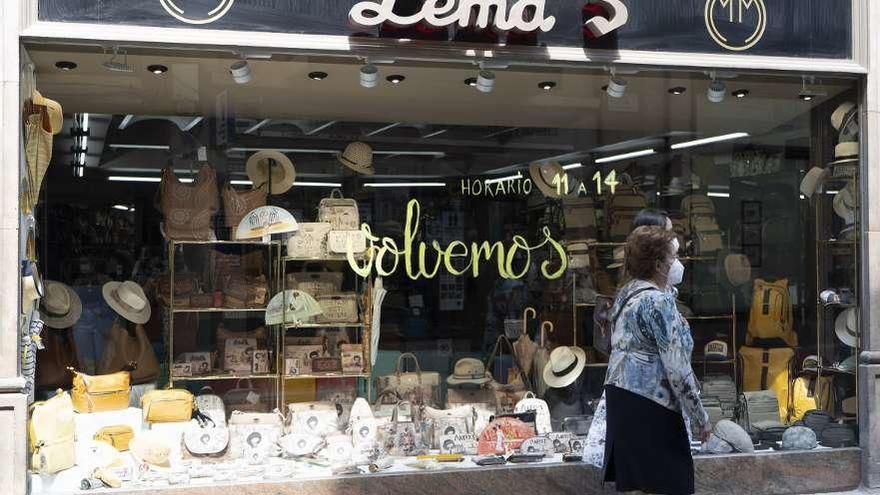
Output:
[
  {"xmin": 632, "ymin": 208, "xmax": 669, "ymax": 229},
  {"xmin": 623, "ymin": 226, "xmax": 677, "ymax": 283}
]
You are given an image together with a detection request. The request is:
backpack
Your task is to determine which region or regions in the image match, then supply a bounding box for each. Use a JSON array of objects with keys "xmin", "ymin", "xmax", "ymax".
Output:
[
  {"xmin": 682, "ymin": 195, "xmax": 716, "ymax": 217},
  {"xmin": 606, "ymin": 186, "xmax": 647, "ymax": 241},
  {"xmin": 789, "ymin": 377, "xmax": 818, "ymax": 422},
  {"xmin": 739, "ymin": 346, "xmax": 796, "ymax": 423},
  {"xmin": 747, "ymin": 279, "xmax": 797, "ymax": 347}
]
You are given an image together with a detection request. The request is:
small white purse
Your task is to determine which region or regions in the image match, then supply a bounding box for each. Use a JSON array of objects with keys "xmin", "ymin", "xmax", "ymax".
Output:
[
  {"xmin": 327, "ymin": 230, "xmax": 367, "ymax": 255},
  {"xmin": 183, "ymin": 412, "xmax": 230, "ymax": 456},
  {"xmin": 279, "ymin": 433, "xmax": 325, "ymax": 457},
  {"xmin": 514, "ymin": 392, "xmax": 553, "ymax": 435},
  {"xmin": 287, "ymin": 402, "xmax": 341, "ymax": 437},
  {"xmin": 286, "ymin": 223, "xmax": 332, "ymax": 259}
]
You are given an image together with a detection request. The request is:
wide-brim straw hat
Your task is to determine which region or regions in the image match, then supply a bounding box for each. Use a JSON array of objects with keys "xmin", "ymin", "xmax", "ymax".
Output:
[
  {"xmin": 834, "ymin": 307, "xmax": 858, "ymax": 348},
  {"xmin": 529, "ymin": 161, "xmax": 566, "ymax": 198},
  {"xmin": 246, "ymin": 150, "xmax": 296, "ymax": 194},
  {"xmin": 338, "ymin": 141, "xmax": 375, "ymax": 175},
  {"xmin": 103, "ymin": 280, "xmax": 151, "ymax": 324},
  {"xmin": 447, "ymin": 357, "xmax": 492, "ymax": 386},
  {"xmin": 543, "ymin": 346, "xmax": 586, "ymax": 389},
  {"xmin": 39, "ymin": 280, "xmax": 83, "ymax": 329},
  {"xmin": 723, "ymin": 254, "xmax": 752, "ymax": 287},
  {"xmin": 32, "ymin": 89, "xmax": 63, "ymax": 135}
]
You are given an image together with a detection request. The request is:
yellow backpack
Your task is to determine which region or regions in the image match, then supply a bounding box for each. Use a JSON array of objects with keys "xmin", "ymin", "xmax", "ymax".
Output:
[
  {"xmin": 29, "ymin": 390, "xmax": 75, "ymax": 474},
  {"xmin": 739, "ymin": 346, "xmax": 795, "ymax": 423},
  {"xmin": 789, "ymin": 377, "xmax": 819, "ymax": 422},
  {"xmin": 747, "ymin": 279, "xmax": 797, "ymax": 346}
]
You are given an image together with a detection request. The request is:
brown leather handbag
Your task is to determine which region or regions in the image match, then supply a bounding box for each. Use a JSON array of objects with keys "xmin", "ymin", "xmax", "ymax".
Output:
[
  {"xmin": 158, "ymin": 164, "xmax": 219, "ymax": 241},
  {"xmin": 35, "ymin": 328, "xmax": 79, "ymax": 390},
  {"xmin": 222, "ymin": 183, "xmax": 268, "ymax": 230},
  {"xmin": 98, "ymin": 320, "xmax": 160, "ymax": 384}
]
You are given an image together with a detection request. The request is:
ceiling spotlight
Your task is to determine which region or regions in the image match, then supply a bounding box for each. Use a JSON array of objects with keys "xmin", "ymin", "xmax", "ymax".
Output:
[
  {"xmin": 668, "ymin": 86, "xmax": 687, "ymax": 95},
  {"xmin": 538, "ymin": 81, "xmax": 557, "ymax": 91},
  {"xmin": 476, "ymin": 70, "xmax": 496, "ymax": 93},
  {"xmin": 707, "ymin": 80, "xmax": 726, "ymax": 103},
  {"xmin": 464, "ymin": 77, "xmax": 478, "ymax": 87},
  {"xmin": 798, "ymin": 92, "xmax": 815, "ymax": 102},
  {"xmin": 308, "ymin": 71, "xmax": 328, "ymax": 81},
  {"xmin": 386, "ymin": 74, "xmax": 405, "ymax": 84},
  {"xmin": 230, "ymin": 60, "xmax": 251, "ymax": 84},
  {"xmin": 55, "ymin": 61, "xmax": 77, "ymax": 71},
  {"xmin": 147, "ymin": 64, "xmax": 168, "ymax": 75},
  {"xmin": 360, "ymin": 64, "xmax": 379, "ymax": 88},
  {"xmin": 606, "ymin": 77, "xmax": 627, "ymax": 98},
  {"xmin": 732, "ymin": 89, "xmax": 750, "ymax": 99},
  {"xmin": 797, "ymin": 76, "xmax": 824, "ymax": 102}
]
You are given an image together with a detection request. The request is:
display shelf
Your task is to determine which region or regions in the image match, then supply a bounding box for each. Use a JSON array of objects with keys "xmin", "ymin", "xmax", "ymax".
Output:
[
  {"xmin": 284, "ymin": 322, "xmax": 365, "ymax": 329},
  {"xmin": 575, "ymin": 302, "xmax": 596, "ymax": 308},
  {"xmin": 283, "ymin": 372, "xmax": 370, "ymax": 380},
  {"xmin": 685, "ymin": 315, "xmax": 734, "ymax": 321},
  {"xmin": 171, "ymin": 374, "xmax": 277, "ymax": 382},
  {"xmin": 818, "ymin": 239, "xmax": 859, "ymax": 245},
  {"xmin": 584, "ymin": 363, "xmax": 609, "ymax": 368},
  {"xmin": 171, "ymin": 240, "xmax": 277, "ymax": 246},
  {"xmin": 172, "ymin": 307, "xmax": 266, "ymax": 314},
  {"xmin": 681, "ymin": 256, "xmax": 717, "ymax": 262},
  {"xmin": 692, "ymin": 359, "xmax": 735, "ymax": 364},
  {"xmin": 283, "ymin": 254, "xmax": 366, "ymax": 262}
]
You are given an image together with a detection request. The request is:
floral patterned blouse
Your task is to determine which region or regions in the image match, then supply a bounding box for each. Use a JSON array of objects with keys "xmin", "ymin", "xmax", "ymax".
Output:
[{"xmin": 604, "ymin": 279, "xmax": 709, "ymax": 431}]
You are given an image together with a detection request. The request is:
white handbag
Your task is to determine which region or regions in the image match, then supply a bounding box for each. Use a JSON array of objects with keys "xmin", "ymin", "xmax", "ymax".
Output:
[
  {"xmin": 327, "ymin": 230, "xmax": 367, "ymax": 255},
  {"xmin": 286, "ymin": 222, "xmax": 332, "ymax": 259},
  {"xmin": 315, "ymin": 293, "xmax": 360, "ymax": 323},
  {"xmin": 195, "ymin": 386, "xmax": 226, "ymax": 427},
  {"xmin": 422, "ymin": 405, "xmax": 477, "ymax": 449},
  {"xmin": 228, "ymin": 410, "xmax": 284, "ymax": 460},
  {"xmin": 183, "ymin": 411, "xmax": 229, "ymax": 456},
  {"xmin": 318, "ymin": 434, "xmax": 354, "ymax": 464},
  {"xmin": 287, "ymin": 402, "xmax": 341, "ymax": 437},
  {"xmin": 514, "ymin": 392, "xmax": 552, "ymax": 435},
  {"xmin": 318, "ymin": 189, "xmax": 360, "ymax": 230},
  {"xmin": 279, "ymin": 433, "xmax": 325, "ymax": 458},
  {"xmin": 349, "ymin": 417, "xmax": 380, "ymax": 447}
]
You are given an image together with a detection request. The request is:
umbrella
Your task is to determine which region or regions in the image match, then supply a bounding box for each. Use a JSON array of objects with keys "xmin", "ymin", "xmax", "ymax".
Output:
[
  {"xmin": 513, "ymin": 307, "xmax": 539, "ymax": 377},
  {"xmin": 532, "ymin": 321, "xmax": 554, "ymax": 397},
  {"xmin": 370, "ymin": 277, "xmax": 388, "ymax": 367}
]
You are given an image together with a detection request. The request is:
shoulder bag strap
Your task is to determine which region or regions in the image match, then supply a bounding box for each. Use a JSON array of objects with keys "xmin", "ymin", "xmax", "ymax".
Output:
[{"xmin": 611, "ymin": 287, "xmax": 661, "ymax": 326}]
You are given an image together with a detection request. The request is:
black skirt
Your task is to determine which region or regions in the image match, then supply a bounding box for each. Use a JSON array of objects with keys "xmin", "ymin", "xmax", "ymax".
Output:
[{"xmin": 603, "ymin": 385, "xmax": 695, "ymax": 495}]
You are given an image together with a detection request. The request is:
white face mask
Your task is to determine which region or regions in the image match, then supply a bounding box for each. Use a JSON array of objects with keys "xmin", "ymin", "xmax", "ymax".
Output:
[{"xmin": 667, "ymin": 258, "xmax": 685, "ymax": 286}]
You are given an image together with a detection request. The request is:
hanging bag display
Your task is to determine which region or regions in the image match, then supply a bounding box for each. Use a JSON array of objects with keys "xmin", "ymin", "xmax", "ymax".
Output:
[
  {"xmin": 606, "ymin": 182, "xmax": 647, "ymax": 241},
  {"xmin": 69, "ymin": 369, "xmax": 131, "ymax": 413},
  {"xmin": 157, "ymin": 164, "xmax": 219, "ymax": 241},
  {"xmin": 486, "ymin": 335, "xmax": 531, "ymax": 414},
  {"xmin": 141, "ymin": 388, "xmax": 195, "ymax": 423},
  {"xmin": 376, "ymin": 353, "xmax": 441, "ymax": 407},
  {"xmin": 222, "ymin": 182, "xmax": 268, "ymax": 232},
  {"xmin": 29, "ymin": 390, "xmax": 75, "ymax": 474},
  {"xmin": 747, "ymin": 279, "xmax": 798, "ymax": 346},
  {"xmin": 98, "ymin": 320, "xmax": 160, "ymax": 384},
  {"xmin": 318, "ymin": 189, "xmax": 360, "ymax": 230}
]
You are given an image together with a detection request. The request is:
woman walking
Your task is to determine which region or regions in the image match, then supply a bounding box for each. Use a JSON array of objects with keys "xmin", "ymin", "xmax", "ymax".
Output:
[{"xmin": 603, "ymin": 226, "xmax": 709, "ymax": 495}]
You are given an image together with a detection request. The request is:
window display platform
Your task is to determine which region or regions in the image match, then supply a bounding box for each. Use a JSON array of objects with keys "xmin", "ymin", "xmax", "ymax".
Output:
[{"xmin": 35, "ymin": 448, "xmax": 859, "ymax": 495}]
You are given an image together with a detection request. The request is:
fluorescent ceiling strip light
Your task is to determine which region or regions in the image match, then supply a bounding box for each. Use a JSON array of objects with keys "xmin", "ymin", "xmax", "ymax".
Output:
[
  {"xmin": 109, "ymin": 144, "xmax": 171, "ymax": 150},
  {"xmin": 562, "ymin": 163, "xmax": 583, "ymax": 170},
  {"xmin": 108, "ymin": 176, "xmax": 193, "ymax": 183},
  {"xmin": 422, "ymin": 129, "xmax": 449, "ymax": 139},
  {"xmin": 118, "ymin": 114, "xmax": 134, "ymax": 130},
  {"xmin": 485, "ymin": 172, "xmax": 523, "ymax": 185},
  {"xmin": 183, "ymin": 116, "xmax": 203, "ymax": 131},
  {"xmin": 295, "ymin": 181, "xmax": 343, "ymax": 187},
  {"xmin": 363, "ymin": 182, "xmax": 447, "ymax": 188},
  {"xmin": 229, "ymin": 180, "xmax": 253, "ymax": 186},
  {"xmin": 82, "ymin": 113, "xmax": 89, "ymax": 132},
  {"xmin": 227, "ymin": 147, "xmax": 444, "ymax": 157},
  {"xmin": 112, "ymin": 204, "xmax": 131, "ymax": 211},
  {"xmin": 366, "ymin": 122, "xmax": 400, "ymax": 137},
  {"xmin": 595, "ymin": 149, "xmax": 655, "ymax": 164},
  {"xmin": 826, "ymin": 190, "xmax": 840, "ymax": 195},
  {"xmin": 304, "ymin": 121, "xmax": 337, "ymax": 136},
  {"xmin": 670, "ymin": 132, "xmax": 750, "ymax": 150},
  {"xmin": 245, "ymin": 119, "xmax": 271, "ymax": 134},
  {"xmin": 707, "ymin": 192, "xmax": 730, "ymax": 198}
]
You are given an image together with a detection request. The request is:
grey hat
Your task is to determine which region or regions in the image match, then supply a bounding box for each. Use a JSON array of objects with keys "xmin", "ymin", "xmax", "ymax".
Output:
[
  {"xmin": 709, "ymin": 420, "xmax": 754, "ymax": 454},
  {"xmin": 782, "ymin": 426, "xmax": 817, "ymax": 451}
]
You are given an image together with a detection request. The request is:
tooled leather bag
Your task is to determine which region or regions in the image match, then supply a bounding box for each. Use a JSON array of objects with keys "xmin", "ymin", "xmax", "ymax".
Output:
[
  {"xmin": 318, "ymin": 189, "xmax": 360, "ymax": 230},
  {"xmin": 35, "ymin": 327, "xmax": 79, "ymax": 390},
  {"xmin": 158, "ymin": 164, "xmax": 219, "ymax": 241},
  {"xmin": 222, "ymin": 182, "xmax": 268, "ymax": 230}
]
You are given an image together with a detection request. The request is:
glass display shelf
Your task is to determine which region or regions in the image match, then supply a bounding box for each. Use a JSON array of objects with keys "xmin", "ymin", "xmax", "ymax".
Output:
[
  {"xmin": 284, "ymin": 322, "xmax": 365, "ymax": 329},
  {"xmin": 171, "ymin": 307, "xmax": 267, "ymax": 313},
  {"xmin": 171, "ymin": 374, "xmax": 277, "ymax": 382},
  {"xmin": 283, "ymin": 373, "xmax": 370, "ymax": 380}
]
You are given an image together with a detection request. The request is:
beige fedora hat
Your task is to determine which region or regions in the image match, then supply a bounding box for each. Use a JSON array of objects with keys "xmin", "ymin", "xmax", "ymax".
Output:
[
  {"xmin": 799, "ymin": 167, "xmax": 831, "ymax": 198},
  {"xmin": 39, "ymin": 281, "xmax": 83, "ymax": 329},
  {"xmin": 246, "ymin": 151, "xmax": 296, "ymax": 194},
  {"xmin": 529, "ymin": 161, "xmax": 566, "ymax": 198},
  {"xmin": 543, "ymin": 346, "xmax": 586, "ymax": 389},
  {"xmin": 103, "ymin": 281, "xmax": 151, "ymax": 324},
  {"xmin": 723, "ymin": 254, "xmax": 752, "ymax": 287},
  {"xmin": 447, "ymin": 357, "xmax": 492, "ymax": 386},
  {"xmin": 338, "ymin": 141, "xmax": 375, "ymax": 175},
  {"xmin": 31, "ymin": 89, "xmax": 63, "ymax": 135},
  {"xmin": 831, "ymin": 102, "xmax": 857, "ymax": 132}
]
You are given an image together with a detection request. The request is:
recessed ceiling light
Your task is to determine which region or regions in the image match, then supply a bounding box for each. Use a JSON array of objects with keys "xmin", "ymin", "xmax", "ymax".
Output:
[
  {"xmin": 386, "ymin": 74, "xmax": 405, "ymax": 84},
  {"xmin": 732, "ymin": 89, "xmax": 750, "ymax": 99},
  {"xmin": 147, "ymin": 64, "xmax": 168, "ymax": 75},
  {"xmin": 668, "ymin": 86, "xmax": 687, "ymax": 95},
  {"xmin": 798, "ymin": 92, "xmax": 815, "ymax": 102},
  {"xmin": 538, "ymin": 81, "xmax": 557, "ymax": 91},
  {"xmin": 606, "ymin": 77, "xmax": 627, "ymax": 98},
  {"xmin": 308, "ymin": 71, "xmax": 328, "ymax": 81},
  {"xmin": 55, "ymin": 61, "xmax": 77, "ymax": 71},
  {"xmin": 464, "ymin": 77, "xmax": 478, "ymax": 87}
]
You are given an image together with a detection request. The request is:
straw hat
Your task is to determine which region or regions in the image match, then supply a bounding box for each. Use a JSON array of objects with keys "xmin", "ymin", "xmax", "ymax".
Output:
[
  {"xmin": 31, "ymin": 89, "xmax": 63, "ymax": 135},
  {"xmin": 39, "ymin": 281, "xmax": 82, "ymax": 329},
  {"xmin": 529, "ymin": 161, "xmax": 566, "ymax": 198},
  {"xmin": 834, "ymin": 307, "xmax": 858, "ymax": 348},
  {"xmin": 799, "ymin": 167, "xmax": 831, "ymax": 198},
  {"xmin": 338, "ymin": 142, "xmax": 375, "ymax": 175},
  {"xmin": 723, "ymin": 254, "xmax": 752, "ymax": 287},
  {"xmin": 447, "ymin": 358, "xmax": 492, "ymax": 386},
  {"xmin": 832, "ymin": 186, "xmax": 857, "ymax": 224},
  {"xmin": 21, "ymin": 260, "xmax": 44, "ymax": 315},
  {"xmin": 543, "ymin": 346, "xmax": 586, "ymax": 389},
  {"xmin": 831, "ymin": 102, "xmax": 857, "ymax": 132},
  {"xmin": 246, "ymin": 151, "xmax": 296, "ymax": 194},
  {"xmin": 103, "ymin": 281, "xmax": 151, "ymax": 324},
  {"xmin": 606, "ymin": 246, "xmax": 625, "ymax": 269}
]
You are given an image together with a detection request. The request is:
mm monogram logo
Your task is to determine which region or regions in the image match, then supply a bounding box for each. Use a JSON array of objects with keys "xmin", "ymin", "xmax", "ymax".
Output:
[
  {"xmin": 159, "ymin": 0, "xmax": 236, "ymax": 25},
  {"xmin": 704, "ymin": 0, "xmax": 767, "ymax": 51}
]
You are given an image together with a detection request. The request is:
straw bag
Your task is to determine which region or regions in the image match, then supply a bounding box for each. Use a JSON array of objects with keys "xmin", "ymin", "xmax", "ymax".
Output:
[
  {"xmin": 141, "ymin": 389, "xmax": 194, "ymax": 423},
  {"xmin": 286, "ymin": 223, "xmax": 331, "ymax": 259},
  {"xmin": 69, "ymin": 369, "xmax": 131, "ymax": 413},
  {"xmin": 29, "ymin": 390, "xmax": 75, "ymax": 474},
  {"xmin": 376, "ymin": 353, "xmax": 441, "ymax": 407},
  {"xmin": 286, "ymin": 268, "xmax": 343, "ymax": 296},
  {"xmin": 316, "ymin": 293, "xmax": 360, "ymax": 323},
  {"xmin": 486, "ymin": 336, "xmax": 531, "ymax": 414},
  {"xmin": 222, "ymin": 182, "xmax": 267, "ymax": 230},
  {"xmin": 94, "ymin": 425, "xmax": 134, "ymax": 451},
  {"xmin": 318, "ymin": 189, "xmax": 360, "ymax": 230},
  {"xmin": 158, "ymin": 164, "xmax": 219, "ymax": 241},
  {"xmin": 98, "ymin": 320, "xmax": 159, "ymax": 384}
]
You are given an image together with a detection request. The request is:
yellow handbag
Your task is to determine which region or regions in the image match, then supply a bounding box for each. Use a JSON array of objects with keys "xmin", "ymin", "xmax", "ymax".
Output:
[
  {"xmin": 29, "ymin": 390, "xmax": 75, "ymax": 474},
  {"xmin": 790, "ymin": 377, "xmax": 819, "ymax": 422},
  {"xmin": 141, "ymin": 389, "xmax": 194, "ymax": 423},
  {"xmin": 94, "ymin": 425, "xmax": 135, "ymax": 451},
  {"xmin": 69, "ymin": 369, "xmax": 131, "ymax": 413},
  {"xmin": 739, "ymin": 346, "xmax": 795, "ymax": 423}
]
